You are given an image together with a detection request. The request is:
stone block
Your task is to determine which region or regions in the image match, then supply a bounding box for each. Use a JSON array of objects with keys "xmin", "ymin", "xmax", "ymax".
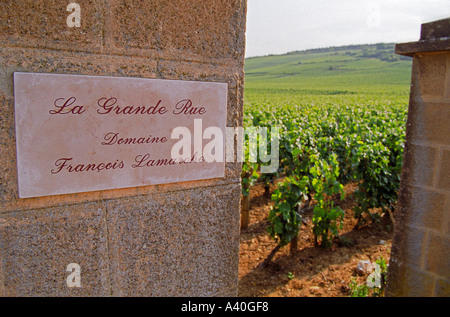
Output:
[
  {"xmin": 446, "ymin": 56, "xmax": 450, "ymax": 98},
  {"xmin": 434, "ymin": 278, "xmax": 450, "ymax": 296},
  {"xmin": 0, "ymin": 94, "xmax": 16, "ymax": 205},
  {"xmin": 400, "ymin": 142, "xmax": 437, "ymax": 187},
  {"xmin": 106, "ymin": 183, "xmax": 241, "ymax": 296},
  {"xmin": 424, "ymin": 231, "xmax": 450, "ymax": 278},
  {"xmin": 407, "ymin": 102, "xmax": 450, "ymax": 146},
  {"xmin": 421, "ymin": 18, "xmax": 450, "ymax": 41},
  {"xmin": 0, "ymin": 203, "xmax": 111, "ymax": 296},
  {"xmin": 105, "ymin": 0, "xmax": 247, "ymax": 63},
  {"xmin": 408, "ymin": 187, "xmax": 447, "ymax": 232},
  {"xmin": 389, "ymin": 17, "xmax": 450, "ymax": 298},
  {"xmin": 414, "ymin": 53, "xmax": 448, "ymax": 98},
  {"xmin": 386, "ymin": 262, "xmax": 435, "ymax": 297},
  {"xmin": 105, "ymin": 0, "xmax": 160, "ymax": 52},
  {"xmin": 390, "ymin": 219, "xmax": 427, "ymax": 269},
  {"xmin": 437, "ymin": 149, "xmax": 450, "ymax": 190},
  {"xmin": 0, "ymin": 0, "xmax": 104, "ymax": 52}
]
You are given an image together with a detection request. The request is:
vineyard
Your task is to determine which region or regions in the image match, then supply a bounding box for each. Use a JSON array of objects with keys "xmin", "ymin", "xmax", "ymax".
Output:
[{"xmin": 238, "ymin": 44, "xmax": 412, "ymax": 296}]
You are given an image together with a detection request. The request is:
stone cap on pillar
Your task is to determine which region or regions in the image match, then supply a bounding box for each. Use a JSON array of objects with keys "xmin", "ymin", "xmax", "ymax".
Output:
[{"xmin": 396, "ymin": 17, "xmax": 450, "ymax": 56}]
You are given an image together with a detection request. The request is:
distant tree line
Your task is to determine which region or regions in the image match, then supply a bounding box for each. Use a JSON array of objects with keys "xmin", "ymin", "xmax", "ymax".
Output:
[{"xmin": 248, "ymin": 43, "xmax": 412, "ymax": 62}]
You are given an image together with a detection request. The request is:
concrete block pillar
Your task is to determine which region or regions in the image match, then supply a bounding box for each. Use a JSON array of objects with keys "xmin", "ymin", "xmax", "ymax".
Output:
[
  {"xmin": 0, "ymin": 1, "xmax": 247, "ymax": 297},
  {"xmin": 387, "ymin": 18, "xmax": 450, "ymax": 297}
]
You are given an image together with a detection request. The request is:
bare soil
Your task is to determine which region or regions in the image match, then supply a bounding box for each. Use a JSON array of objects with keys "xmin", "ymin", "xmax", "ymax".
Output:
[{"xmin": 238, "ymin": 182, "xmax": 394, "ymax": 297}]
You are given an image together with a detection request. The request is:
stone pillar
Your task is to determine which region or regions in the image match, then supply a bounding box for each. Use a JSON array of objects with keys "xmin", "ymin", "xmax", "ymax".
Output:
[
  {"xmin": 0, "ymin": 1, "xmax": 247, "ymax": 297},
  {"xmin": 387, "ymin": 18, "xmax": 450, "ymax": 297}
]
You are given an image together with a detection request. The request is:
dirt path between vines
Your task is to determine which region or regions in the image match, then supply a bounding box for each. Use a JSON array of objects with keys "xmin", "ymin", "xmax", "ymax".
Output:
[{"xmin": 238, "ymin": 182, "xmax": 394, "ymax": 297}]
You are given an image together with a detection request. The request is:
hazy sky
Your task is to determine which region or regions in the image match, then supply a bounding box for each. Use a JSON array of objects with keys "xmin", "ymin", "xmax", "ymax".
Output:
[{"xmin": 245, "ymin": 0, "xmax": 450, "ymax": 57}]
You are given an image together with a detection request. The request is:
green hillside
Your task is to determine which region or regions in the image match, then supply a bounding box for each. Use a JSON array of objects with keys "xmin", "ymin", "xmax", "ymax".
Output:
[{"xmin": 244, "ymin": 43, "xmax": 413, "ymax": 99}]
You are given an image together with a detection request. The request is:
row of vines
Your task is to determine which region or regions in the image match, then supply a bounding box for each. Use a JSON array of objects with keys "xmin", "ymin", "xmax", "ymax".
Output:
[{"xmin": 241, "ymin": 96, "xmax": 407, "ymax": 265}]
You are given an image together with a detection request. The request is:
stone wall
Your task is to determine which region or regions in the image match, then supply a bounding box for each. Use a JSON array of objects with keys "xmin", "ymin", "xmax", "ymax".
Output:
[
  {"xmin": 387, "ymin": 18, "xmax": 450, "ymax": 297},
  {"xmin": 0, "ymin": 0, "xmax": 247, "ymax": 296}
]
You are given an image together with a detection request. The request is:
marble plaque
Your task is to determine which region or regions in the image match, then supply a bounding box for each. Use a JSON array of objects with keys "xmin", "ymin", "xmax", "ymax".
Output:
[{"xmin": 14, "ymin": 72, "xmax": 227, "ymax": 198}]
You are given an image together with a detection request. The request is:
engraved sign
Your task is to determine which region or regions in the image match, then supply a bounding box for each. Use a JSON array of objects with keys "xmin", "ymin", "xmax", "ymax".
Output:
[{"xmin": 14, "ymin": 72, "xmax": 227, "ymax": 198}]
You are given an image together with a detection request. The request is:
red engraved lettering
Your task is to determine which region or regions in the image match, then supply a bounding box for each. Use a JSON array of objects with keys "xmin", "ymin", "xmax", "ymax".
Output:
[
  {"xmin": 173, "ymin": 99, "xmax": 206, "ymax": 115},
  {"xmin": 50, "ymin": 97, "xmax": 86, "ymax": 115}
]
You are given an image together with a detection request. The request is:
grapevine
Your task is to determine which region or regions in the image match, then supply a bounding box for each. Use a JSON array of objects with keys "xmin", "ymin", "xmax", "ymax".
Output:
[{"xmin": 241, "ymin": 95, "xmax": 407, "ymax": 265}]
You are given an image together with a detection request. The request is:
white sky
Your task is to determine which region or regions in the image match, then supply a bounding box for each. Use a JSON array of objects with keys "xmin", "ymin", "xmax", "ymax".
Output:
[{"xmin": 245, "ymin": 0, "xmax": 450, "ymax": 57}]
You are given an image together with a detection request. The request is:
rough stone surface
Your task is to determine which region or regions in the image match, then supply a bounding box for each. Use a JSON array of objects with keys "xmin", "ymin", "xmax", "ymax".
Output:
[
  {"xmin": 0, "ymin": 0, "xmax": 104, "ymax": 52},
  {"xmin": 435, "ymin": 278, "xmax": 450, "ymax": 296},
  {"xmin": 406, "ymin": 101, "xmax": 450, "ymax": 145},
  {"xmin": 107, "ymin": 184, "xmax": 241, "ymax": 296},
  {"xmin": 0, "ymin": 184, "xmax": 241, "ymax": 297},
  {"xmin": 399, "ymin": 142, "xmax": 437, "ymax": 187},
  {"xmin": 415, "ymin": 54, "xmax": 448, "ymax": 98},
  {"xmin": 0, "ymin": 203, "xmax": 111, "ymax": 297},
  {"xmin": 389, "ymin": 220, "xmax": 427, "ymax": 269},
  {"xmin": 424, "ymin": 231, "xmax": 450, "ymax": 278},
  {"xmin": 0, "ymin": 0, "xmax": 247, "ymax": 296},
  {"xmin": 0, "ymin": 0, "xmax": 247, "ymax": 67},
  {"xmin": 105, "ymin": 0, "xmax": 246, "ymax": 63},
  {"xmin": 408, "ymin": 186, "xmax": 447, "ymax": 231},
  {"xmin": 386, "ymin": 263, "xmax": 436, "ymax": 297},
  {"xmin": 395, "ymin": 39, "xmax": 450, "ymax": 57},
  {"xmin": 388, "ymin": 18, "xmax": 450, "ymax": 297},
  {"xmin": 438, "ymin": 149, "xmax": 450, "ymax": 190},
  {"xmin": 421, "ymin": 18, "xmax": 450, "ymax": 41}
]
